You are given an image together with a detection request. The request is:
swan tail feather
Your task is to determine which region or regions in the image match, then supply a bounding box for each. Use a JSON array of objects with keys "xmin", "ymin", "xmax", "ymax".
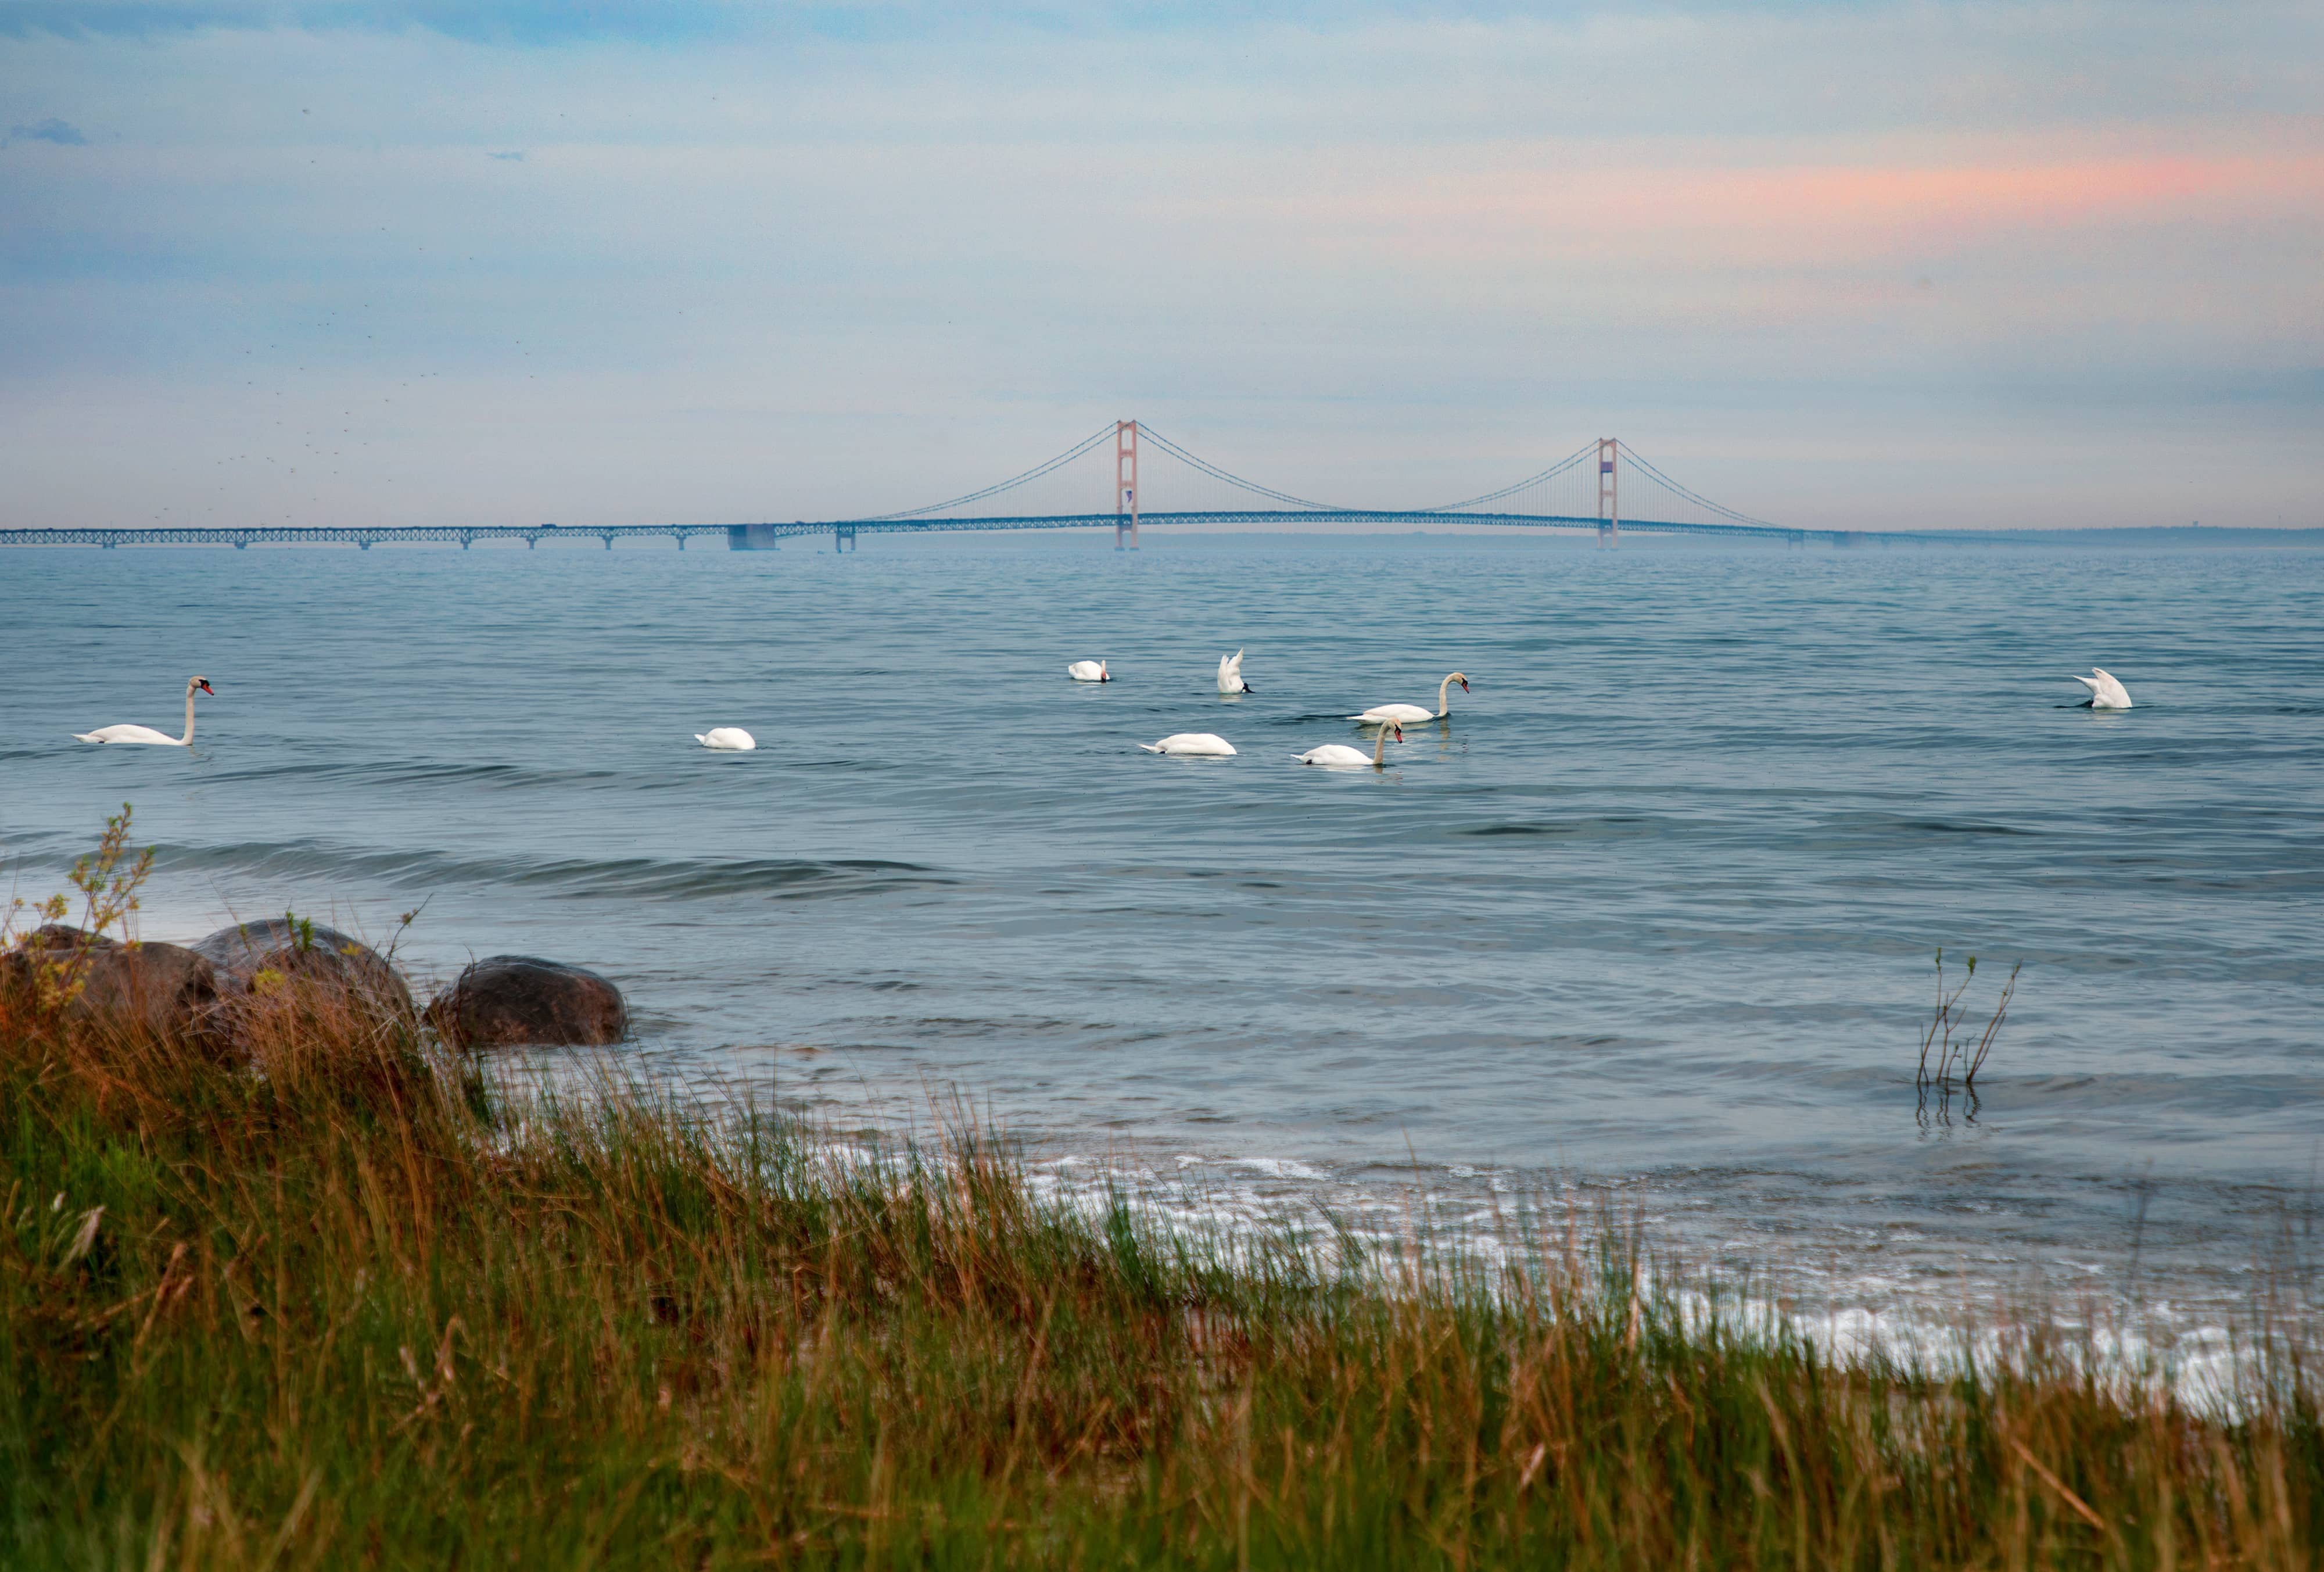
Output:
[
  {"xmin": 1138, "ymin": 743, "xmax": 1163, "ymax": 753},
  {"xmin": 72, "ymin": 732, "xmax": 102, "ymax": 743},
  {"xmin": 2069, "ymin": 676, "xmax": 2099, "ymax": 692}
]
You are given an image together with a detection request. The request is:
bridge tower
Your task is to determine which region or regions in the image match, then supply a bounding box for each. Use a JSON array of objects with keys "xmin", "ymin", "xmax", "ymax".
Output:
[
  {"xmin": 1115, "ymin": 420, "xmax": 1139, "ymax": 552},
  {"xmin": 1597, "ymin": 438, "xmax": 1619, "ymax": 546}
]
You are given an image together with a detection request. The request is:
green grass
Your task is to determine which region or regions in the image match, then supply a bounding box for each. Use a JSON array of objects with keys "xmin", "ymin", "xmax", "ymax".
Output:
[{"xmin": 5, "ymin": 939, "xmax": 2322, "ymax": 1567}]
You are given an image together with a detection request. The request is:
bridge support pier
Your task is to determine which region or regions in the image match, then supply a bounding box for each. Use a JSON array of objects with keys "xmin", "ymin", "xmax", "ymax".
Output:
[
  {"xmin": 676, "ymin": 532, "xmax": 686, "ymax": 550},
  {"xmin": 1114, "ymin": 420, "xmax": 1139, "ymax": 550},
  {"xmin": 1596, "ymin": 438, "xmax": 1619, "ymax": 546},
  {"xmin": 834, "ymin": 525, "xmax": 856, "ymax": 552},
  {"xmin": 602, "ymin": 535, "xmax": 615, "ymax": 551}
]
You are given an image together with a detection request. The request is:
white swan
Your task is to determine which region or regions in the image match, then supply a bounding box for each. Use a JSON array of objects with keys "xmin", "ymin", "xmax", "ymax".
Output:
[
  {"xmin": 74, "ymin": 676, "xmax": 213, "ymax": 746},
  {"xmin": 1217, "ymin": 649, "xmax": 1253, "ymax": 693},
  {"xmin": 1295, "ymin": 721, "xmax": 1403, "ymax": 768},
  {"xmin": 1140, "ymin": 732, "xmax": 1236, "ymax": 757},
  {"xmin": 695, "ymin": 728, "xmax": 756, "ymax": 751},
  {"xmin": 1068, "ymin": 660, "xmax": 1111, "ymax": 682},
  {"xmin": 1350, "ymin": 672, "xmax": 1468, "ymax": 725},
  {"xmin": 2068, "ymin": 668, "xmax": 2132, "ymax": 710}
]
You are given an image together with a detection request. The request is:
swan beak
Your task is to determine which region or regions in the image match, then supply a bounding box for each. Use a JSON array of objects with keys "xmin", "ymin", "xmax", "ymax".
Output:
[
  {"xmin": 1458, "ymin": 678, "xmax": 1469, "ymax": 692},
  {"xmin": 196, "ymin": 680, "xmax": 215, "ymax": 694}
]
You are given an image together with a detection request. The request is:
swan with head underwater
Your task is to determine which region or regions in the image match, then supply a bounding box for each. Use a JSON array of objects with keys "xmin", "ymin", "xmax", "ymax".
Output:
[
  {"xmin": 695, "ymin": 728, "xmax": 756, "ymax": 751},
  {"xmin": 1350, "ymin": 672, "xmax": 1468, "ymax": 726},
  {"xmin": 1217, "ymin": 649, "xmax": 1253, "ymax": 693},
  {"xmin": 1139, "ymin": 731, "xmax": 1236, "ymax": 757},
  {"xmin": 74, "ymin": 676, "xmax": 213, "ymax": 746},
  {"xmin": 2068, "ymin": 668, "xmax": 2132, "ymax": 710},
  {"xmin": 1067, "ymin": 659, "xmax": 1111, "ymax": 682},
  {"xmin": 1295, "ymin": 721, "xmax": 1403, "ymax": 769}
]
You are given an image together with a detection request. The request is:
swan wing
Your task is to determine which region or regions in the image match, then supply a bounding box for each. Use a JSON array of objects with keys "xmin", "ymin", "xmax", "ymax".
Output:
[
  {"xmin": 1152, "ymin": 733, "xmax": 1236, "ymax": 755},
  {"xmin": 75, "ymin": 724, "xmax": 180, "ymax": 746}
]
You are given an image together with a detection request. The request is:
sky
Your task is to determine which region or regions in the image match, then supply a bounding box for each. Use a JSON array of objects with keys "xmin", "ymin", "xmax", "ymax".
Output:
[{"xmin": 1, "ymin": 0, "xmax": 2318, "ymax": 532}]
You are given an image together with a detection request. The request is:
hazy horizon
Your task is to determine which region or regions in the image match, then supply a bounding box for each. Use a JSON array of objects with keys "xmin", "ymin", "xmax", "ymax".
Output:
[{"xmin": 3, "ymin": 1, "xmax": 2318, "ymax": 533}]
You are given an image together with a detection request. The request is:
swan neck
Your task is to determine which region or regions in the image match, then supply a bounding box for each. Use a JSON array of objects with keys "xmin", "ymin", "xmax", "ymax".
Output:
[
  {"xmin": 1372, "ymin": 726, "xmax": 1390, "ymax": 765},
  {"xmin": 180, "ymin": 685, "xmax": 196, "ymax": 746},
  {"xmin": 1437, "ymin": 674, "xmax": 1452, "ymax": 717}
]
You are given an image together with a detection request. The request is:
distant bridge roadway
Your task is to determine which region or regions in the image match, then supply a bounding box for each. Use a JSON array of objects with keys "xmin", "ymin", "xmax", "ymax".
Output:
[{"xmin": 0, "ymin": 511, "xmax": 1912, "ymax": 551}]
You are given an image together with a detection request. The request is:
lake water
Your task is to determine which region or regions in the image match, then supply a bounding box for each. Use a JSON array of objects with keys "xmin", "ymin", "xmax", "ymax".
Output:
[{"xmin": 5, "ymin": 535, "xmax": 2321, "ymax": 1332}]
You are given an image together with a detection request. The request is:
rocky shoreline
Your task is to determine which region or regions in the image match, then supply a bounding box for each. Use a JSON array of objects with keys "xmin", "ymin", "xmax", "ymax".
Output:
[{"xmin": 2, "ymin": 917, "xmax": 626, "ymax": 1051}]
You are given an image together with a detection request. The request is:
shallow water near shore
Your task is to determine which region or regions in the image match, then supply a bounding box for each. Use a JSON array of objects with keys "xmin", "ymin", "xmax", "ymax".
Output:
[{"xmin": 5, "ymin": 534, "xmax": 2322, "ymax": 1331}]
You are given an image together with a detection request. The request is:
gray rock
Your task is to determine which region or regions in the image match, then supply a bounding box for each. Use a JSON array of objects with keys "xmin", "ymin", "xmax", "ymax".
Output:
[
  {"xmin": 2, "ymin": 925, "xmax": 218, "ymax": 1040},
  {"xmin": 189, "ymin": 918, "xmax": 414, "ymax": 1016},
  {"xmin": 426, "ymin": 955, "xmax": 626, "ymax": 1048}
]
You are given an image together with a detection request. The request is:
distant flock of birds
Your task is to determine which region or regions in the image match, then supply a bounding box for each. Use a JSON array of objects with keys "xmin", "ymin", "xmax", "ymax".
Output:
[
  {"xmin": 70, "ymin": 664, "xmax": 2136, "ymax": 762},
  {"xmin": 690, "ymin": 652, "xmax": 1473, "ymax": 768}
]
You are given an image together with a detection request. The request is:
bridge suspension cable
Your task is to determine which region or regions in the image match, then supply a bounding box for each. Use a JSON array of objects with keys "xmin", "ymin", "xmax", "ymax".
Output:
[
  {"xmin": 860, "ymin": 422, "xmax": 1117, "ymax": 521},
  {"xmin": 1421, "ymin": 441, "xmax": 1599, "ymax": 513},
  {"xmin": 1135, "ymin": 426, "xmax": 1343, "ymax": 511},
  {"xmin": 1618, "ymin": 446, "xmax": 1783, "ymax": 529}
]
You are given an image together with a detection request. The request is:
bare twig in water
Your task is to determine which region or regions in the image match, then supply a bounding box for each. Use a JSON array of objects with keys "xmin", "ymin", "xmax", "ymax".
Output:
[{"xmin": 1918, "ymin": 950, "xmax": 2020, "ymax": 1100}]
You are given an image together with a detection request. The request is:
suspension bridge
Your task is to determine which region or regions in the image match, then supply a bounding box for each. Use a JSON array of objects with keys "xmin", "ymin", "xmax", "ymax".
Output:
[{"xmin": 0, "ymin": 423, "xmax": 1902, "ymax": 552}]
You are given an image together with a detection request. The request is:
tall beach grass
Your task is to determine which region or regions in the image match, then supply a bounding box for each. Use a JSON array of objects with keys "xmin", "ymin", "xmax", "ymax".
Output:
[{"xmin": 5, "ymin": 833, "xmax": 2322, "ymax": 1565}]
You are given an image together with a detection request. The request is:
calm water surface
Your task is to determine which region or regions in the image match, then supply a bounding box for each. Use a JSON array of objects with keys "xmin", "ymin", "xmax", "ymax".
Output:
[{"xmin": 5, "ymin": 537, "xmax": 2321, "ymax": 1325}]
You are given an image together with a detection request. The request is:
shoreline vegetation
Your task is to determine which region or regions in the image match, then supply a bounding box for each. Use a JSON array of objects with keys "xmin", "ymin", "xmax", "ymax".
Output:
[{"xmin": 6, "ymin": 815, "xmax": 2323, "ymax": 1566}]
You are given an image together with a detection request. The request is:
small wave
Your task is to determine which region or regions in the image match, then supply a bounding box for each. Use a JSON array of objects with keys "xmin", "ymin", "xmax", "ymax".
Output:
[
  {"xmin": 200, "ymin": 760, "xmax": 625, "ymax": 792},
  {"xmin": 146, "ymin": 839, "xmax": 951, "ymax": 901},
  {"xmin": 1456, "ymin": 817, "xmax": 1651, "ymax": 839},
  {"xmin": 1895, "ymin": 819, "xmax": 2036, "ymax": 837}
]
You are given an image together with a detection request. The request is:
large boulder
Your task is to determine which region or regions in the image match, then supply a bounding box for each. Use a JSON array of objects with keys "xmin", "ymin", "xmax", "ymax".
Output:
[
  {"xmin": 426, "ymin": 955, "xmax": 626, "ymax": 1048},
  {"xmin": 190, "ymin": 918, "xmax": 414, "ymax": 1016},
  {"xmin": 1, "ymin": 925, "xmax": 218, "ymax": 1040}
]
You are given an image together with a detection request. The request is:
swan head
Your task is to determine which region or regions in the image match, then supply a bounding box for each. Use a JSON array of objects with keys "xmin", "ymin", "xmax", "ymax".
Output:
[
  {"xmin": 189, "ymin": 676, "xmax": 214, "ymax": 696},
  {"xmin": 1449, "ymin": 673, "xmax": 1469, "ymax": 693}
]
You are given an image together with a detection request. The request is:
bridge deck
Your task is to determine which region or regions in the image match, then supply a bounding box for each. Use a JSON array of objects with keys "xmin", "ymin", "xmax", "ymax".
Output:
[{"xmin": 0, "ymin": 511, "xmax": 1918, "ymax": 549}]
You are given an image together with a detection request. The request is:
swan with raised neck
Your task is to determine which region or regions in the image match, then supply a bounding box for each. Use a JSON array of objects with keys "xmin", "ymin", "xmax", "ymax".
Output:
[
  {"xmin": 1349, "ymin": 672, "xmax": 1468, "ymax": 725},
  {"xmin": 73, "ymin": 675, "xmax": 213, "ymax": 747}
]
